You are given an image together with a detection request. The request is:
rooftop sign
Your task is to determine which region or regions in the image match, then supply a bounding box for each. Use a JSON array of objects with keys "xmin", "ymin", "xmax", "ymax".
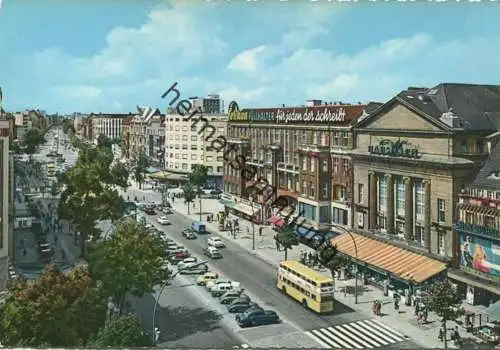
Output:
[{"xmin": 228, "ymin": 101, "xmax": 364, "ymax": 125}]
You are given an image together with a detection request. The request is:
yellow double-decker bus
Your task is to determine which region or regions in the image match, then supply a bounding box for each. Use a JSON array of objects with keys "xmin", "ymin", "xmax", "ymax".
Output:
[{"xmin": 277, "ymin": 260, "xmax": 334, "ymax": 314}]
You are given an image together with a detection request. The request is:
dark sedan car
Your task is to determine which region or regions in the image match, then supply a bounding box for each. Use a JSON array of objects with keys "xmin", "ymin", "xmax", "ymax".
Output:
[
  {"xmin": 182, "ymin": 229, "xmax": 197, "ymax": 239},
  {"xmin": 227, "ymin": 301, "xmax": 260, "ymax": 313},
  {"xmin": 144, "ymin": 207, "xmax": 156, "ymax": 215},
  {"xmin": 236, "ymin": 309, "xmax": 280, "ymax": 327}
]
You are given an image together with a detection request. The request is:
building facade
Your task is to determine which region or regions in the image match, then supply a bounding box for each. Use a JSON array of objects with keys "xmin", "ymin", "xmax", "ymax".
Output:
[
  {"xmin": 223, "ymin": 100, "xmax": 377, "ymax": 230},
  {"xmin": 164, "ymin": 112, "xmax": 227, "ymax": 186},
  {"xmin": 0, "ymin": 120, "xmax": 11, "ymax": 289},
  {"xmin": 335, "ymin": 84, "xmax": 500, "ymax": 291},
  {"xmin": 453, "ymin": 135, "xmax": 500, "ymax": 306},
  {"xmin": 127, "ymin": 107, "xmax": 165, "ymax": 166},
  {"xmin": 88, "ymin": 113, "xmax": 133, "ymax": 143},
  {"xmin": 189, "ymin": 94, "xmax": 223, "ymax": 114}
]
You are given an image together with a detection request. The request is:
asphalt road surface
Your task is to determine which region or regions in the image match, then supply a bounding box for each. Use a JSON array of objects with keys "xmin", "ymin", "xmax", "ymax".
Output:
[{"xmin": 139, "ymin": 210, "xmax": 419, "ymax": 349}]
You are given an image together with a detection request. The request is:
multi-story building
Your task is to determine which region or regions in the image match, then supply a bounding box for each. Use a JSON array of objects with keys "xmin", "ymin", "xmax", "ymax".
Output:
[
  {"xmin": 164, "ymin": 111, "xmax": 227, "ymax": 186},
  {"xmin": 223, "ymin": 100, "xmax": 377, "ymax": 229},
  {"xmin": 332, "ymin": 83, "xmax": 500, "ymax": 292},
  {"xmin": 0, "ymin": 119, "xmax": 11, "ymax": 289},
  {"xmin": 189, "ymin": 94, "xmax": 223, "ymax": 114},
  {"xmin": 453, "ymin": 135, "xmax": 500, "ymax": 306},
  {"xmin": 127, "ymin": 107, "xmax": 165, "ymax": 166},
  {"xmin": 88, "ymin": 113, "xmax": 133, "ymax": 143}
]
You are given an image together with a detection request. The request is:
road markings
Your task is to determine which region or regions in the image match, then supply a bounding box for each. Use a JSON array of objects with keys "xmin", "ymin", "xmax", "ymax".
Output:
[{"xmin": 305, "ymin": 319, "xmax": 406, "ymax": 349}]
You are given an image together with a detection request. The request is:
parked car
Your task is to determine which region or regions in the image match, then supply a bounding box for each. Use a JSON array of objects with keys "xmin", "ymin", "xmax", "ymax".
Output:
[
  {"xmin": 179, "ymin": 262, "xmax": 208, "ymax": 275},
  {"xmin": 211, "ymin": 283, "xmax": 239, "ymax": 297},
  {"xmin": 182, "ymin": 229, "xmax": 197, "ymax": 240},
  {"xmin": 206, "ymin": 279, "xmax": 240, "ymax": 292},
  {"xmin": 203, "ymin": 247, "xmax": 222, "ymax": 259},
  {"xmin": 228, "ymin": 300, "xmax": 260, "ymax": 313},
  {"xmin": 178, "ymin": 257, "xmax": 198, "ymax": 270},
  {"xmin": 145, "ymin": 207, "xmax": 156, "ymax": 215},
  {"xmin": 235, "ymin": 309, "xmax": 279, "ymax": 327},
  {"xmin": 210, "ymin": 189, "xmax": 223, "ymax": 195},
  {"xmin": 169, "ymin": 250, "xmax": 190, "ymax": 264},
  {"xmin": 220, "ymin": 290, "xmax": 246, "ymax": 304},
  {"xmin": 197, "ymin": 272, "xmax": 219, "ymax": 286},
  {"xmin": 157, "ymin": 216, "xmax": 171, "ymax": 225},
  {"xmin": 207, "ymin": 236, "xmax": 225, "ymax": 248},
  {"xmin": 144, "ymin": 223, "xmax": 153, "ymax": 230}
]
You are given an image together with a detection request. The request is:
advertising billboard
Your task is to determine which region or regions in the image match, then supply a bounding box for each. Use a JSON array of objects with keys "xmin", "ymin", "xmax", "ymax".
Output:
[{"xmin": 460, "ymin": 233, "xmax": 500, "ymax": 278}]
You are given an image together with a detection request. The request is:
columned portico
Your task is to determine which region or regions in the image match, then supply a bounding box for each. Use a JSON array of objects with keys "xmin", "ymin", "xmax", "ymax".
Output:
[
  {"xmin": 386, "ymin": 174, "xmax": 394, "ymax": 235},
  {"xmin": 404, "ymin": 176, "xmax": 413, "ymax": 240},
  {"xmin": 423, "ymin": 180, "xmax": 431, "ymax": 251},
  {"xmin": 368, "ymin": 171, "xmax": 377, "ymax": 230}
]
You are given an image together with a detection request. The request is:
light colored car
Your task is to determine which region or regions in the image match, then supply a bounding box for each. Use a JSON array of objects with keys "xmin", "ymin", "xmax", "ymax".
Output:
[
  {"xmin": 178, "ymin": 257, "xmax": 198, "ymax": 270},
  {"xmin": 157, "ymin": 216, "xmax": 171, "ymax": 225},
  {"xmin": 207, "ymin": 279, "xmax": 241, "ymax": 292},
  {"xmin": 162, "ymin": 207, "xmax": 173, "ymax": 214},
  {"xmin": 144, "ymin": 223, "xmax": 153, "ymax": 229},
  {"xmin": 207, "ymin": 237, "xmax": 225, "ymax": 248},
  {"xmin": 197, "ymin": 272, "xmax": 219, "ymax": 286}
]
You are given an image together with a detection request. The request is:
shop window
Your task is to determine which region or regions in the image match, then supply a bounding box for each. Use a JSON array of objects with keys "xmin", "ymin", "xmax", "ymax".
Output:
[
  {"xmin": 476, "ymin": 140, "xmax": 484, "ymax": 153},
  {"xmin": 302, "ymin": 157, "xmax": 308, "ymax": 171},
  {"xmin": 322, "ymin": 183, "xmax": 328, "ymax": 199},
  {"xmin": 378, "ymin": 216, "xmax": 387, "ymax": 230},
  {"xmin": 332, "ymin": 208, "xmax": 348, "ymax": 226},
  {"xmin": 333, "ymin": 132, "xmax": 339, "ymax": 146},
  {"xmin": 414, "ymin": 224, "xmax": 424, "ymax": 246},
  {"xmin": 396, "ymin": 177, "xmax": 405, "ymax": 215},
  {"xmin": 378, "ymin": 176, "xmax": 387, "ymax": 211},
  {"xmin": 309, "ymin": 182, "xmax": 315, "ymax": 198},
  {"xmin": 415, "ymin": 181, "xmax": 424, "ymax": 216}
]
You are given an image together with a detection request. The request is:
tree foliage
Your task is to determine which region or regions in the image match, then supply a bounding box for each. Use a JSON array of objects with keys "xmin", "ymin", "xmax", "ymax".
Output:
[
  {"xmin": 317, "ymin": 243, "xmax": 348, "ymax": 279},
  {"xmin": 89, "ymin": 315, "xmax": 152, "ymax": 347},
  {"xmin": 189, "ymin": 164, "xmax": 208, "ymax": 191},
  {"xmin": 0, "ymin": 265, "xmax": 106, "ymax": 347},
  {"xmin": 97, "ymin": 134, "xmax": 113, "ymax": 149},
  {"xmin": 57, "ymin": 144, "xmax": 129, "ymax": 257},
  {"xmin": 275, "ymin": 224, "xmax": 298, "ymax": 260},
  {"xmin": 62, "ymin": 119, "xmax": 76, "ymax": 135},
  {"xmin": 133, "ymin": 151, "xmax": 150, "ymax": 189},
  {"xmin": 22, "ymin": 128, "xmax": 46, "ymax": 154},
  {"xmin": 425, "ymin": 280, "xmax": 463, "ymax": 325},
  {"xmin": 88, "ymin": 218, "xmax": 168, "ymax": 315},
  {"xmin": 183, "ymin": 182, "xmax": 197, "ymax": 215}
]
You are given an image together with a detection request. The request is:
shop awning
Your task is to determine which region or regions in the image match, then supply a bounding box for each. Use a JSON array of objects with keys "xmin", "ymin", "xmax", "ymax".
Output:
[
  {"xmin": 148, "ymin": 171, "xmax": 171, "ymax": 179},
  {"xmin": 233, "ymin": 203, "xmax": 260, "ymax": 217},
  {"xmin": 268, "ymin": 215, "xmax": 279, "ymax": 224},
  {"xmin": 146, "ymin": 166, "xmax": 160, "ymax": 173},
  {"xmin": 331, "ymin": 233, "xmax": 447, "ymax": 284},
  {"xmin": 268, "ymin": 215, "xmax": 285, "ymax": 226},
  {"xmin": 219, "ymin": 199, "xmax": 235, "ymax": 207}
]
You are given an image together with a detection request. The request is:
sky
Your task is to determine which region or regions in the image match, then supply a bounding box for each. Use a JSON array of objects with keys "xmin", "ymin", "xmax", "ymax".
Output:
[{"xmin": 0, "ymin": 1, "xmax": 500, "ymax": 114}]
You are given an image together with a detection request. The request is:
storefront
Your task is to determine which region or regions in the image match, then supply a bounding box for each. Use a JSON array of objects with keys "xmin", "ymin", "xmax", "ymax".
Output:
[{"xmin": 331, "ymin": 232, "xmax": 448, "ymax": 298}]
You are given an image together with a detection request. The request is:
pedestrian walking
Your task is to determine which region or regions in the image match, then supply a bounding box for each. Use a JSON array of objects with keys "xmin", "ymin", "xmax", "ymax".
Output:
[{"xmin": 308, "ymin": 252, "xmax": 313, "ymax": 265}]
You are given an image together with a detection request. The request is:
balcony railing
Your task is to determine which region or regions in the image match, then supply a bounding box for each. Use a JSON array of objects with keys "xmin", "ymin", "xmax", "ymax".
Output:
[{"xmin": 454, "ymin": 221, "xmax": 500, "ymax": 240}]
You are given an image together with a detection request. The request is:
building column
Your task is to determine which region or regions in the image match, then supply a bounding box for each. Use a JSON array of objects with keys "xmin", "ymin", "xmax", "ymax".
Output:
[
  {"xmin": 424, "ymin": 180, "xmax": 431, "ymax": 251},
  {"xmin": 404, "ymin": 176, "xmax": 414, "ymax": 241},
  {"xmin": 368, "ymin": 171, "xmax": 378, "ymax": 230},
  {"xmin": 386, "ymin": 174, "xmax": 395, "ymax": 234}
]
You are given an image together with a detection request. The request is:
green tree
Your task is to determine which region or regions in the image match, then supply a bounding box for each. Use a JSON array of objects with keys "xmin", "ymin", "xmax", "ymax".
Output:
[
  {"xmin": 62, "ymin": 119, "xmax": 76, "ymax": 135},
  {"xmin": 50, "ymin": 181, "xmax": 59, "ymax": 198},
  {"xmin": 0, "ymin": 264, "xmax": 106, "ymax": 347},
  {"xmin": 88, "ymin": 218, "xmax": 168, "ymax": 315},
  {"xmin": 58, "ymin": 144, "xmax": 129, "ymax": 258},
  {"xmin": 424, "ymin": 280, "xmax": 463, "ymax": 349},
  {"xmin": 188, "ymin": 165, "xmax": 208, "ymax": 219},
  {"xmin": 97, "ymin": 134, "xmax": 113, "ymax": 149},
  {"xmin": 275, "ymin": 224, "xmax": 298, "ymax": 260},
  {"xmin": 88, "ymin": 315, "xmax": 152, "ymax": 347},
  {"xmin": 317, "ymin": 243, "xmax": 348, "ymax": 280},
  {"xmin": 182, "ymin": 182, "xmax": 196, "ymax": 215},
  {"xmin": 22, "ymin": 128, "xmax": 46, "ymax": 154},
  {"xmin": 133, "ymin": 151, "xmax": 150, "ymax": 189}
]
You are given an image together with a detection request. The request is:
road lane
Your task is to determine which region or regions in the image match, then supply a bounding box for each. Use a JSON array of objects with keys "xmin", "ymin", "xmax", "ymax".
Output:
[{"xmin": 143, "ymin": 211, "xmax": 365, "ymax": 332}]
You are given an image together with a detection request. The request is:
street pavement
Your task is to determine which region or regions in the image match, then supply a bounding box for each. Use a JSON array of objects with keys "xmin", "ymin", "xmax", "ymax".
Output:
[{"xmin": 130, "ymin": 192, "xmax": 413, "ymax": 349}]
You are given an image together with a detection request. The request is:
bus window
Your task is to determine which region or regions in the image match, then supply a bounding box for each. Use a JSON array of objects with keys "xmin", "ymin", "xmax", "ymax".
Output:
[
  {"xmin": 321, "ymin": 295, "xmax": 334, "ymax": 302},
  {"xmin": 321, "ymin": 282, "xmax": 333, "ymax": 288},
  {"xmin": 311, "ymin": 294, "xmax": 317, "ymax": 301}
]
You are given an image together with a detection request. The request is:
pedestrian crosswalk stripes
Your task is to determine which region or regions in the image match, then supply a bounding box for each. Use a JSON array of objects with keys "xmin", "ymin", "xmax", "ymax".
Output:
[{"xmin": 306, "ymin": 319, "xmax": 406, "ymax": 349}]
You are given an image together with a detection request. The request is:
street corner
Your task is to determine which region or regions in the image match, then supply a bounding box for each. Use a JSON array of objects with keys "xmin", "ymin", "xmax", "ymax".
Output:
[{"xmin": 237, "ymin": 323, "xmax": 312, "ymax": 348}]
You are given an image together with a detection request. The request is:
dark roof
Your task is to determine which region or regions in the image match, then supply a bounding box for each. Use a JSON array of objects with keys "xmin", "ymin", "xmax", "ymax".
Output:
[
  {"xmin": 398, "ymin": 83, "xmax": 500, "ymax": 132},
  {"xmin": 364, "ymin": 102, "xmax": 384, "ymax": 115},
  {"xmin": 472, "ymin": 138, "xmax": 500, "ymax": 190}
]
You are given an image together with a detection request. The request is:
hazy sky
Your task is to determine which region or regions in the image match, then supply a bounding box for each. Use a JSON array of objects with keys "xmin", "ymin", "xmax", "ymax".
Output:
[{"xmin": 0, "ymin": 0, "xmax": 499, "ymax": 113}]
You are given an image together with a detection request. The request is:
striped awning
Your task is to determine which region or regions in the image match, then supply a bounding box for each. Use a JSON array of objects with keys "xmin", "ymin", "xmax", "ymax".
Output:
[
  {"xmin": 459, "ymin": 203, "xmax": 500, "ymax": 215},
  {"xmin": 331, "ymin": 233, "xmax": 447, "ymax": 284}
]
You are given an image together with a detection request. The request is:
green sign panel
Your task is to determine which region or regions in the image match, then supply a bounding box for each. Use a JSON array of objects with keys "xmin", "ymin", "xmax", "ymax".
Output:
[{"xmin": 368, "ymin": 139, "xmax": 419, "ymax": 159}]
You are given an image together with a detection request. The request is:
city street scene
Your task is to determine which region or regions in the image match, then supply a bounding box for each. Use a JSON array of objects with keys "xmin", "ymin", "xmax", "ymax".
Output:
[{"xmin": 1, "ymin": 1, "xmax": 500, "ymax": 349}]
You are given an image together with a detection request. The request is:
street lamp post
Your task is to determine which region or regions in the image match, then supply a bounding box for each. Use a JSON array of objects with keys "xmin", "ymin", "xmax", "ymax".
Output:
[
  {"xmin": 326, "ymin": 224, "xmax": 359, "ymax": 305},
  {"xmin": 152, "ymin": 260, "xmax": 208, "ymax": 345}
]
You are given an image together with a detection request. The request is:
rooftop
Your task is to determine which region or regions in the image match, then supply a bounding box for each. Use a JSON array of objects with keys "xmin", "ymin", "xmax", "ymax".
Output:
[{"xmin": 471, "ymin": 137, "xmax": 500, "ymax": 190}]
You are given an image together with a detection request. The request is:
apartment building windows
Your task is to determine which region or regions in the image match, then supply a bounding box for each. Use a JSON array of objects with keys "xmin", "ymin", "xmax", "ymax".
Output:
[
  {"xmin": 217, "ymin": 127, "xmax": 225, "ymax": 133},
  {"xmin": 206, "ymin": 146, "xmax": 213, "ymax": 152},
  {"xmin": 396, "ymin": 177, "xmax": 405, "ymax": 215},
  {"xmin": 414, "ymin": 224, "xmax": 424, "ymax": 246},
  {"xmin": 322, "ymin": 159, "xmax": 328, "ymax": 172},
  {"xmin": 191, "ymin": 135, "xmax": 197, "ymax": 141},
  {"xmin": 302, "ymin": 181, "xmax": 307, "ymax": 195},
  {"xmin": 175, "ymin": 154, "xmax": 180, "ymax": 159},
  {"xmin": 206, "ymin": 156, "xmax": 214, "ymax": 162},
  {"xmin": 191, "ymin": 125, "xmax": 197, "ymax": 131},
  {"xmin": 191, "ymin": 145, "xmax": 197, "ymax": 150},
  {"xmin": 333, "ymin": 132, "xmax": 339, "ymax": 146},
  {"xmin": 299, "ymin": 202, "xmax": 316, "ymax": 221},
  {"xmin": 182, "ymin": 145, "xmax": 188, "ymax": 150},
  {"xmin": 322, "ymin": 183, "xmax": 328, "ymax": 199},
  {"xmin": 302, "ymin": 157, "xmax": 308, "ymax": 171},
  {"xmin": 175, "ymin": 135, "xmax": 180, "ymax": 140},
  {"xmin": 476, "ymin": 139, "xmax": 484, "ymax": 153},
  {"xmin": 461, "ymin": 140, "xmax": 468, "ymax": 152},
  {"xmin": 342, "ymin": 159, "xmax": 349, "ymax": 173},
  {"xmin": 191, "ymin": 154, "xmax": 197, "ymax": 160},
  {"xmin": 182, "ymin": 126, "xmax": 188, "ymax": 132},
  {"xmin": 182, "ymin": 163, "xmax": 188, "ymax": 170},
  {"xmin": 217, "ymin": 166, "xmax": 224, "ymax": 173},
  {"xmin": 342, "ymin": 131, "xmax": 349, "ymax": 146},
  {"xmin": 415, "ymin": 181, "xmax": 424, "ymax": 216},
  {"xmin": 207, "ymin": 166, "xmax": 213, "ymax": 173},
  {"xmin": 333, "ymin": 158, "xmax": 339, "ymax": 173},
  {"xmin": 309, "ymin": 182, "xmax": 315, "ymax": 198},
  {"xmin": 182, "ymin": 154, "xmax": 188, "ymax": 160},
  {"xmin": 182, "ymin": 135, "xmax": 188, "ymax": 141},
  {"xmin": 312, "ymin": 132, "xmax": 318, "ymax": 145},
  {"xmin": 334, "ymin": 186, "xmax": 346, "ymax": 201},
  {"xmin": 378, "ymin": 176, "xmax": 387, "ymax": 211},
  {"xmin": 311, "ymin": 158, "xmax": 315, "ymax": 172},
  {"xmin": 358, "ymin": 183, "xmax": 364, "ymax": 203},
  {"xmin": 175, "ymin": 144, "xmax": 180, "ymax": 149},
  {"xmin": 217, "ymin": 156, "xmax": 223, "ymax": 162},
  {"xmin": 437, "ymin": 199, "xmax": 446, "ymax": 223}
]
